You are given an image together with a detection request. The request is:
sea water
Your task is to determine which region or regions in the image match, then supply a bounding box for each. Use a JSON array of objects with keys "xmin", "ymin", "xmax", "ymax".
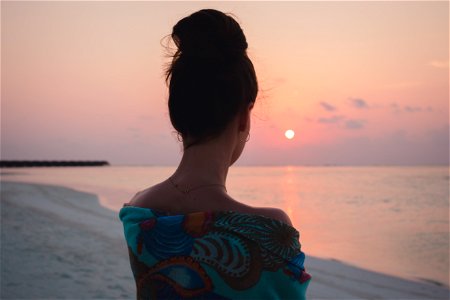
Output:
[{"xmin": 2, "ymin": 166, "xmax": 448, "ymax": 286}]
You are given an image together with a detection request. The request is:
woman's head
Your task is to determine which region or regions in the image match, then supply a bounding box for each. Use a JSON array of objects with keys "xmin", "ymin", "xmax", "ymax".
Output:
[{"xmin": 166, "ymin": 9, "xmax": 258, "ymax": 148}]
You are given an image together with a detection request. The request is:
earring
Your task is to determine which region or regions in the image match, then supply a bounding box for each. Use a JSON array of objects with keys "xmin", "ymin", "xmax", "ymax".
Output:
[
  {"xmin": 176, "ymin": 132, "xmax": 183, "ymax": 142},
  {"xmin": 246, "ymin": 133, "xmax": 250, "ymax": 142}
]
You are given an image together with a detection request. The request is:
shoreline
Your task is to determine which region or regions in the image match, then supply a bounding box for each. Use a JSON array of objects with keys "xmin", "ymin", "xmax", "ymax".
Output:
[{"xmin": 1, "ymin": 180, "xmax": 449, "ymax": 299}]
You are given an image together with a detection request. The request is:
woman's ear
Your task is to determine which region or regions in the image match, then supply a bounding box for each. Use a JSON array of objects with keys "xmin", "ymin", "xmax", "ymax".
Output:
[{"xmin": 238, "ymin": 103, "xmax": 253, "ymax": 131}]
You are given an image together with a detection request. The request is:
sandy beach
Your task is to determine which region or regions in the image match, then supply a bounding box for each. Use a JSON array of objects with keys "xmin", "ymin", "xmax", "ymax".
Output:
[{"xmin": 1, "ymin": 180, "xmax": 449, "ymax": 299}]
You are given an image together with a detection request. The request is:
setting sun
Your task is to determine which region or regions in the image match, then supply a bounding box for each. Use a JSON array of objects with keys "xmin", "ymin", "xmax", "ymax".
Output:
[{"xmin": 285, "ymin": 129, "xmax": 295, "ymax": 140}]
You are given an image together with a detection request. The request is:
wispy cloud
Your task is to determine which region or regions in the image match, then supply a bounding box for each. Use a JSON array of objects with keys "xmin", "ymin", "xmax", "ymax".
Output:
[
  {"xmin": 390, "ymin": 103, "xmax": 401, "ymax": 113},
  {"xmin": 318, "ymin": 115, "xmax": 344, "ymax": 124},
  {"xmin": 319, "ymin": 101, "xmax": 336, "ymax": 111},
  {"xmin": 391, "ymin": 102, "xmax": 433, "ymax": 113},
  {"xmin": 349, "ymin": 97, "xmax": 369, "ymax": 109},
  {"xmin": 345, "ymin": 119, "xmax": 365, "ymax": 129},
  {"xmin": 318, "ymin": 114, "xmax": 366, "ymax": 130},
  {"xmin": 428, "ymin": 60, "xmax": 449, "ymax": 69},
  {"xmin": 404, "ymin": 106, "xmax": 424, "ymax": 112}
]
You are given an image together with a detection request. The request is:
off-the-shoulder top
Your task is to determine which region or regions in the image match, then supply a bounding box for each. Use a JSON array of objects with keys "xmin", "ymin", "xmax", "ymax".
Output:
[{"xmin": 119, "ymin": 206, "xmax": 311, "ymax": 299}]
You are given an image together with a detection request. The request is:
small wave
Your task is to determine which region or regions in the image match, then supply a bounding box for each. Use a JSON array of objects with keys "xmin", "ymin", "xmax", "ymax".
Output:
[{"xmin": 416, "ymin": 277, "xmax": 447, "ymax": 287}]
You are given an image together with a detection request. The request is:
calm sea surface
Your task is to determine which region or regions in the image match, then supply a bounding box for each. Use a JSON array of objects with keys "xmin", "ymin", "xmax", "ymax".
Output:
[{"xmin": 2, "ymin": 166, "xmax": 449, "ymax": 286}]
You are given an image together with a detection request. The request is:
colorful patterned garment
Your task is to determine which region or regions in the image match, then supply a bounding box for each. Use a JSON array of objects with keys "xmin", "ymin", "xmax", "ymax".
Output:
[{"xmin": 119, "ymin": 206, "xmax": 311, "ymax": 299}]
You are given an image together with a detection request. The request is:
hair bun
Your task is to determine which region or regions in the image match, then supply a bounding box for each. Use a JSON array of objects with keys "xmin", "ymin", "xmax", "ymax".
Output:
[
  {"xmin": 172, "ymin": 9, "xmax": 248, "ymax": 61},
  {"xmin": 166, "ymin": 9, "xmax": 258, "ymax": 147}
]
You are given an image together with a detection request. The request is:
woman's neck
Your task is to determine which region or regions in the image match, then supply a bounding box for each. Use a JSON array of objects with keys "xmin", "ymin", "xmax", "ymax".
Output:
[{"xmin": 172, "ymin": 139, "xmax": 233, "ymax": 187}]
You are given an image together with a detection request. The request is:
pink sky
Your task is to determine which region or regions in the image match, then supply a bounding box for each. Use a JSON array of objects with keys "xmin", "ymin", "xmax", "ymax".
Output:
[{"xmin": 2, "ymin": 1, "xmax": 448, "ymax": 165}]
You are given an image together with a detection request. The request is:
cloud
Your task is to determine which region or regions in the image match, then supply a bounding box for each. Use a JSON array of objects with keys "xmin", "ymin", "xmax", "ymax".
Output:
[
  {"xmin": 318, "ymin": 115, "xmax": 366, "ymax": 130},
  {"xmin": 319, "ymin": 101, "xmax": 336, "ymax": 111},
  {"xmin": 391, "ymin": 102, "xmax": 433, "ymax": 113},
  {"xmin": 390, "ymin": 103, "xmax": 401, "ymax": 113},
  {"xmin": 428, "ymin": 60, "xmax": 449, "ymax": 69},
  {"xmin": 345, "ymin": 119, "xmax": 365, "ymax": 129},
  {"xmin": 318, "ymin": 115, "xmax": 344, "ymax": 124},
  {"xmin": 349, "ymin": 97, "xmax": 369, "ymax": 109},
  {"xmin": 404, "ymin": 106, "xmax": 422, "ymax": 112}
]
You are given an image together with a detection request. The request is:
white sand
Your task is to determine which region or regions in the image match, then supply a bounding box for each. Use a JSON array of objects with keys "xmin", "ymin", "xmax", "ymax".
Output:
[
  {"xmin": 1, "ymin": 181, "xmax": 134, "ymax": 299},
  {"xmin": 1, "ymin": 180, "xmax": 449, "ymax": 299}
]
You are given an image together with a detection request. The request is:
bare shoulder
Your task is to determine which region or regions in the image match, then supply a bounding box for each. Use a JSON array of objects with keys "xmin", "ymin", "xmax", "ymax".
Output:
[
  {"xmin": 223, "ymin": 197, "xmax": 293, "ymax": 226},
  {"xmin": 127, "ymin": 181, "xmax": 168, "ymax": 208},
  {"xmin": 127, "ymin": 189, "xmax": 149, "ymax": 207},
  {"xmin": 252, "ymin": 207, "xmax": 293, "ymax": 226},
  {"xmin": 126, "ymin": 183, "xmax": 293, "ymax": 227}
]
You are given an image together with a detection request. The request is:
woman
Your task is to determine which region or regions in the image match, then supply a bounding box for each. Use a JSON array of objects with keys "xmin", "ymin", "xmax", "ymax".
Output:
[{"xmin": 120, "ymin": 9, "xmax": 311, "ymax": 299}]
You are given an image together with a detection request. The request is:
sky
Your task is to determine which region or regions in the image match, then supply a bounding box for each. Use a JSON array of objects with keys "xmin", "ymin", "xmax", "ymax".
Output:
[{"xmin": 2, "ymin": 1, "xmax": 449, "ymax": 166}]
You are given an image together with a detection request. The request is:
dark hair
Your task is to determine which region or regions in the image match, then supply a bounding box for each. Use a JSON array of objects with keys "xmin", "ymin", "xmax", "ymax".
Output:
[{"xmin": 165, "ymin": 9, "xmax": 258, "ymax": 148}]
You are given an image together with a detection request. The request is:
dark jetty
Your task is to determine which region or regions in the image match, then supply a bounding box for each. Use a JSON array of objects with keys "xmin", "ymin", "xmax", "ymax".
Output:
[{"xmin": 0, "ymin": 160, "xmax": 110, "ymax": 168}]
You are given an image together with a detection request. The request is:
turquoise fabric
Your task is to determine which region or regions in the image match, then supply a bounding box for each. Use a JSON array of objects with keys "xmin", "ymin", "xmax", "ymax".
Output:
[{"xmin": 119, "ymin": 206, "xmax": 311, "ymax": 299}]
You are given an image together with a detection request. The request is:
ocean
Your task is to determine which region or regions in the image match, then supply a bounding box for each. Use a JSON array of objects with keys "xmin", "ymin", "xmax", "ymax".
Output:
[{"xmin": 1, "ymin": 166, "xmax": 448, "ymax": 286}]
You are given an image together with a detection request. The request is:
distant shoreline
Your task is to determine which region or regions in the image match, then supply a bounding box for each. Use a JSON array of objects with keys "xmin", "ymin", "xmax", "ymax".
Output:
[
  {"xmin": 1, "ymin": 162, "xmax": 447, "ymax": 168},
  {"xmin": 0, "ymin": 160, "xmax": 110, "ymax": 167}
]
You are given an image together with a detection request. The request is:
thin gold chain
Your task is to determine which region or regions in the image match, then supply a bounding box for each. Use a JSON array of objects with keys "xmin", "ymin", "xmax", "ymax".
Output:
[{"xmin": 168, "ymin": 176, "xmax": 227, "ymax": 194}]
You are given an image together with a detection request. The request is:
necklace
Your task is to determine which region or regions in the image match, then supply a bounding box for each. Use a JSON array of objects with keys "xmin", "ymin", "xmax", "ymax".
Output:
[{"xmin": 168, "ymin": 176, "xmax": 227, "ymax": 194}]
